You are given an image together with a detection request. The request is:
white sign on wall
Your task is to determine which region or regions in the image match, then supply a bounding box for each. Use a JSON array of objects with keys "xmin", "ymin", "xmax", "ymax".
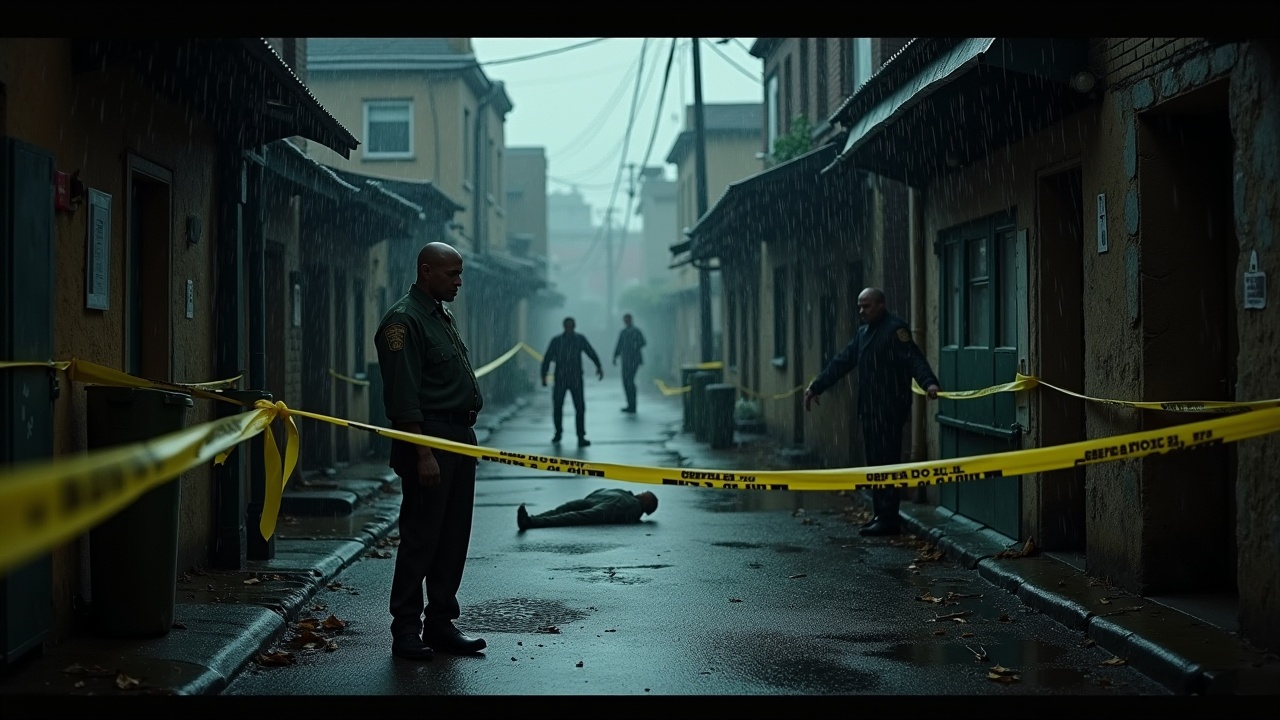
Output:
[
  {"xmin": 1244, "ymin": 250, "xmax": 1267, "ymax": 310},
  {"xmin": 86, "ymin": 189, "xmax": 111, "ymax": 310}
]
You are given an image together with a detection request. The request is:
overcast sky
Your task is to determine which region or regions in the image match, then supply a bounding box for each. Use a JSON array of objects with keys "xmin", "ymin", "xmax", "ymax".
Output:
[{"xmin": 472, "ymin": 38, "xmax": 763, "ymax": 233}]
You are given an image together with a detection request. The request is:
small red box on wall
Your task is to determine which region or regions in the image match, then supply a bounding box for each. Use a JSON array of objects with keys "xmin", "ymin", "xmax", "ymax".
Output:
[{"xmin": 55, "ymin": 170, "xmax": 73, "ymax": 212}]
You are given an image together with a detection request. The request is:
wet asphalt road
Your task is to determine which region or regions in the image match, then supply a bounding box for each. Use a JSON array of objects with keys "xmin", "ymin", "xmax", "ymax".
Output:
[{"xmin": 223, "ymin": 379, "xmax": 1169, "ymax": 696}]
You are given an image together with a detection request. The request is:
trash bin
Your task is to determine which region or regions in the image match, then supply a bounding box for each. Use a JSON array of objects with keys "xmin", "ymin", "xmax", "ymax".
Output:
[
  {"xmin": 706, "ymin": 383, "xmax": 737, "ymax": 449},
  {"xmin": 690, "ymin": 371, "xmax": 719, "ymax": 442},
  {"xmin": 86, "ymin": 385, "xmax": 193, "ymax": 638},
  {"xmin": 679, "ymin": 364, "xmax": 701, "ymax": 432}
]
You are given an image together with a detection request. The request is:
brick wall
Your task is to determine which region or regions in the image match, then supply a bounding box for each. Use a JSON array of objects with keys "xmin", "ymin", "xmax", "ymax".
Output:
[{"xmin": 1098, "ymin": 37, "xmax": 1203, "ymax": 87}]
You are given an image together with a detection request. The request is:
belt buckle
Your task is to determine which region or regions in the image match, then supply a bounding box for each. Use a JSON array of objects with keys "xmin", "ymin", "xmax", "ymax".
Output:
[{"xmin": 467, "ymin": 410, "xmax": 477, "ymax": 425}]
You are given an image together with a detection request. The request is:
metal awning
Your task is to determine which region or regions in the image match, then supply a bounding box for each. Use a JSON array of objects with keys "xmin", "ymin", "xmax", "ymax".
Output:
[
  {"xmin": 823, "ymin": 38, "xmax": 1093, "ymax": 186},
  {"xmin": 676, "ymin": 142, "xmax": 864, "ymax": 264},
  {"xmin": 73, "ymin": 39, "xmax": 359, "ymax": 158}
]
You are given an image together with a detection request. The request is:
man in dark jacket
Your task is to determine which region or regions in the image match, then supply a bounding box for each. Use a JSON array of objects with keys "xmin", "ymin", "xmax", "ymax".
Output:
[
  {"xmin": 612, "ymin": 313, "xmax": 647, "ymax": 413},
  {"xmin": 516, "ymin": 488, "xmax": 658, "ymax": 530},
  {"xmin": 803, "ymin": 287, "xmax": 941, "ymax": 537},
  {"xmin": 540, "ymin": 317, "xmax": 604, "ymax": 447}
]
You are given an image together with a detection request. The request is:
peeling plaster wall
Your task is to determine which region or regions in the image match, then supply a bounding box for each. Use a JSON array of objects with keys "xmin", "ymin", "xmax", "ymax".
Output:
[{"xmin": 1230, "ymin": 39, "xmax": 1280, "ymax": 653}]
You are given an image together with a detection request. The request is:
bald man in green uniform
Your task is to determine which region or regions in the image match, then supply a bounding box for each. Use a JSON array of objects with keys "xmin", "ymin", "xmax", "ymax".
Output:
[{"xmin": 375, "ymin": 242, "xmax": 486, "ymax": 661}]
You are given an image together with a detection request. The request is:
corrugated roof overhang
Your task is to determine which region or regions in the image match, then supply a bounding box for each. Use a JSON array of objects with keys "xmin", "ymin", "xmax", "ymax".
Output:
[
  {"xmin": 823, "ymin": 37, "xmax": 1094, "ymax": 187},
  {"xmin": 73, "ymin": 39, "xmax": 359, "ymax": 158}
]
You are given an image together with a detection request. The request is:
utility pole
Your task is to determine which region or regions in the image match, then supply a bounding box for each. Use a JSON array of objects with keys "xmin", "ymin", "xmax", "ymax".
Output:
[
  {"xmin": 692, "ymin": 37, "xmax": 713, "ymax": 363},
  {"xmin": 604, "ymin": 207, "xmax": 616, "ymax": 329}
]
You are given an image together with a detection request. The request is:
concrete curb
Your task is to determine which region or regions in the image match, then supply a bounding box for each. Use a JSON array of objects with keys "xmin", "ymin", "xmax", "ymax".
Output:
[{"xmin": 897, "ymin": 502, "xmax": 1277, "ymax": 695}]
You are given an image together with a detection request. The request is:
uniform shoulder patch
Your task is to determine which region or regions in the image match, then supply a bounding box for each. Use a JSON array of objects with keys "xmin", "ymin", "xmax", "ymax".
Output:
[
  {"xmin": 384, "ymin": 323, "xmax": 408, "ymax": 352},
  {"xmin": 896, "ymin": 328, "xmax": 912, "ymax": 343}
]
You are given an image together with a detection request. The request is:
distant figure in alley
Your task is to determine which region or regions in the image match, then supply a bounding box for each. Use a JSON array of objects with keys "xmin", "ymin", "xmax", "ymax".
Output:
[
  {"xmin": 612, "ymin": 313, "xmax": 647, "ymax": 413},
  {"xmin": 540, "ymin": 317, "xmax": 604, "ymax": 447}
]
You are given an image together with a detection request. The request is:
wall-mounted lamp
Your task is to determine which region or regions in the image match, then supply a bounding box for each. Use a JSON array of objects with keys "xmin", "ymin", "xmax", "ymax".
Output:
[
  {"xmin": 1071, "ymin": 70, "xmax": 1098, "ymax": 94},
  {"xmin": 55, "ymin": 170, "xmax": 87, "ymax": 213},
  {"xmin": 186, "ymin": 215, "xmax": 202, "ymax": 244}
]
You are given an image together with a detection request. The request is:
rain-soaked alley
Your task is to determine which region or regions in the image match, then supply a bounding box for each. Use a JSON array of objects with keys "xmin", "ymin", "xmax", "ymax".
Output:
[{"xmin": 222, "ymin": 381, "xmax": 1169, "ymax": 696}]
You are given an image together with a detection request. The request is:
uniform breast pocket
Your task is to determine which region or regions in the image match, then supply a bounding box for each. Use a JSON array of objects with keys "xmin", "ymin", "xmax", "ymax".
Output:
[{"xmin": 424, "ymin": 344, "xmax": 458, "ymax": 365}]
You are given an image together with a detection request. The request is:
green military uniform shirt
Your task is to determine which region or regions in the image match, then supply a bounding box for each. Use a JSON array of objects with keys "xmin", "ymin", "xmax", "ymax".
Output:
[{"xmin": 375, "ymin": 283, "xmax": 483, "ymax": 424}]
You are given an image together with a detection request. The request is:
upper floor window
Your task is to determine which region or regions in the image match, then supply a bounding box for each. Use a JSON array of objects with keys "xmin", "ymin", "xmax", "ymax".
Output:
[
  {"xmin": 766, "ymin": 72, "xmax": 780, "ymax": 152},
  {"xmin": 363, "ymin": 100, "xmax": 413, "ymax": 160},
  {"xmin": 851, "ymin": 38, "xmax": 873, "ymax": 92}
]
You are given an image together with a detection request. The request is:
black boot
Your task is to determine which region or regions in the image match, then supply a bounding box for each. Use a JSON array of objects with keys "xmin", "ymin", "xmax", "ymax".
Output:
[{"xmin": 517, "ymin": 504, "xmax": 530, "ymax": 531}]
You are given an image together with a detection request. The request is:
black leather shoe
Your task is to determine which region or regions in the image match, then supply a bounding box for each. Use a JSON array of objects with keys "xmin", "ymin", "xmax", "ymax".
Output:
[
  {"xmin": 859, "ymin": 520, "xmax": 902, "ymax": 537},
  {"xmin": 552, "ymin": 433, "xmax": 562, "ymax": 444},
  {"xmin": 422, "ymin": 623, "xmax": 486, "ymax": 654},
  {"xmin": 860, "ymin": 515, "xmax": 878, "ymax": 528},
  {"xmin": 577, "ymin": 437, "xmax": 591, "ymax": 447},
  {"xmin": 391, "ymin": 633, "xmax": 434, "ymax": 660},
  {"xmin": 517, "ymin": 504, "xmax": 530, "ymax": 531},
  {"xmin": 621, "ymin": 406, "xmax": 636, "ymax": 413}
]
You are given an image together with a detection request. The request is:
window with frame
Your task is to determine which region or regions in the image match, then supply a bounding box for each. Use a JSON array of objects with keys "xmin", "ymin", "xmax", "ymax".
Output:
[
  {"xmin": 847, "ymin": 38, "xmax": 873, "ymax": 94},
  {"xmin": 783, "ymin": 55, "xmax": 793, "ymax": 134},
  {"xmin": 766, "ymin": 72, "xmax": 780, "ymax": 152},
  {"xmin": 773, "ymin": 266, "xmax": 788, "ymax": 362},
  {"xmin": 364, "ymin": 100, "xmax": 413, "ymax": 159},
  {"xmin": 463, "ymin": 108, "xmax": 473, "ymax": 186},
  {"xmin": 940, "ymin": 214, "xmax": 1017, "ymax": 350}
]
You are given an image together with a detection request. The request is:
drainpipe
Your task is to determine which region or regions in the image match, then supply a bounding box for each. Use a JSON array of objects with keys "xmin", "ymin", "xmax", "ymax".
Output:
[
  {"xmin": 244, "ymin": 149, "xmax": 274, "ymax": 561},
  {"xmin": 212, "ymin": 152, "xmax": 247, "ymax": 570},
  {"xmin": 908, "ymin": 185, "xmax": 928, "ymax": 470}
]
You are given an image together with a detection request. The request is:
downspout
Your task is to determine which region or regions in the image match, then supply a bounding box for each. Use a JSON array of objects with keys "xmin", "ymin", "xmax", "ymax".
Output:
[
  {"xmin": 212, "ymin": 151, "xmax": 247, "ymax": 570},
  {"xmin": 909, "ymin": 185, "xmax": 928, "ymax": 470},
  {"xmin": 243, "ymin": 149, "xmax": 274, "ymax": 561}
]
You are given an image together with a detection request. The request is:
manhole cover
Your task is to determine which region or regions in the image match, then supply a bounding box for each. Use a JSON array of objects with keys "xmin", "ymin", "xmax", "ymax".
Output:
[{"xmin": 461, "ymin": 598, "xmax": 593, "ymax": 634}]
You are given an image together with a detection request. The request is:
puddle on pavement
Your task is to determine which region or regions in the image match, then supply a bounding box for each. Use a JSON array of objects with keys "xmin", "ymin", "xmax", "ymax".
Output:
[
  {"xmin": 696, "ymin": 490, "xmax": 853, "ymax": 514},
  {"xmin": 711, "ymin": 541, "xmax": 806, "ymax": 554},
  {"xmin": 513, "ymin": 542, "xmax": 625, "ymax": 555},
  {"xmin": 551, "ymin": 564, "xmax": 673, "ymax": 585},
  {"xmin": 867, "ymin": 639, "xmax": 1069, "ymax": 668},
  {"xmin": 704, "ymin": 629, "xmax": 880, "ymax": 693},
  {"xmin": 461, "ymin": 597, "xmax": 593, "ymax": 634},
  {"xmin": 278, "ymin": 505, "xmax": 396, "ymax": 540}
]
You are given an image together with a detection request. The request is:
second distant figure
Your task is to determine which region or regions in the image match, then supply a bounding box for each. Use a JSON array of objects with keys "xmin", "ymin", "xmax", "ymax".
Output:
[
  {"xmin": 540, "ymin": 317, "xmax": 604, "ymax": 447},
  {"xmin": 612, "ymin": 313, "xmax": 646, "ymax": 413}
]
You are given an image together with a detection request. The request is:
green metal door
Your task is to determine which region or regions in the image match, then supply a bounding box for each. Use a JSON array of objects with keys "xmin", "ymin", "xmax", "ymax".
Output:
[
  {"xmin": 0, "ymin": 138, "xmax": 56, "ymax": 665},
  {"xmin": 937, "ymin": 212, "xmax": 1022, "ymax": 539}
]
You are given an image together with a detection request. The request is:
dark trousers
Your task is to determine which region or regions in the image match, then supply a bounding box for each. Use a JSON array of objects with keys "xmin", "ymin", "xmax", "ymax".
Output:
[
  {"xmin": 621, "ymin": 359, "xmax": 640, "ymax": 409},
  {"xmin": 862, "ymin": 410, "xmax": 907, "ymax": 526},
  {"xmin": 552, "ymin": 381, "xmax": 586, "ymax": 438},
  {"xmin": 388, "ymin": 420, "xmax": 478, "ymax": 638},
  {"xmin": 527, "ymin": 499, "xmax": 609, "ymax": 528}
]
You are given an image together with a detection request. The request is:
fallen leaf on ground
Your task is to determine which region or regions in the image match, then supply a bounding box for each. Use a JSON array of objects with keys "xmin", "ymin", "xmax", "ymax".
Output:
[
  {"xmin": 605, "ymin": 629, "xmax": 617, "ymax": 632},
  {"xmin": 990, "ymin": 664, "xmax": 1020, "ymax": 675},
  {"xmin": 1100, "ymin": 657, "xmax": 1127, "ymax": 666},
  {"xmin": 325, "ymin": 640, "xmax": 338, "ymax": 652},
  {"xmin": 915, "ymin": 594, "xmax": 944, "ymax": 604},
  {"xmin": 1100, "ymin": 597, "xmax": 1111, "ymax": 605},
  {"xmin": 296, "ymin": 618, "xmax": 320, "ymax": 630},
  {"xmin": 728, "ymin": 598, "xmax": 743, "ymax": 603},
  {"xmin": 537, "ymin": 625, "xmax": 561, "ymax": 634},
  {"xmin": 327, "ymin": 582, "xmax": 343, "ymax": 590},
  {"xmin": 291, "ymin": 630, "xmax": 325, "ymax": 648},
  {"xmin": 915, "ymin": 546, "xmax": 944, "ymax": 562},
  {"xmin": 115, "ymin": 673, "xmax": 141, "ymax": 690},
  {"xmin": 788, "ymin": 574, "xmax": 807, "ymax": 579},
  {"xmin": 322, "ymin": 614, "xmax": 347, "ymax": 631},
  {"xmin": 243, "ymin": 578, "xmax": 260, "ymax": 585},
  {"xmin": 907, "ymin": 564, "xmax": 919, "ymax": 571},
  {"xmin": 367, "ymin": 549, "xmax": 393, "ymax": 559},
  {"xmin": 987, "ymin": 671, "xmax": 1021, "ymax": 683},
  {"xmin": 255, "ymin": 651, "xmax": 295, "ymax": 667},
  {"xmin": 946, "ymin": 592, "xmax": 983, "ymax": 601},
  {"xmin": 575, "ymin": 661, "xmax": 584, "ymax": 667},
  {"xmin": 1080, "ymin": 638, "xmax": 1096, "ymax": 648},
  {"xmin": 933, "ymin": 630, "xmax": 946, "ymax": 636},
  {"xmin": 311, "ymin": 604, "xmax": 327, "ymax": 612},
  {"xmin": 961, "ymin": 632, "xmax": 975, "ymax": 639}
]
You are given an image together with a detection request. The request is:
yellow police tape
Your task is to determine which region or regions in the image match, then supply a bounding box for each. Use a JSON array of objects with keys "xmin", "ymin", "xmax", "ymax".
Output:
[
  {"xmin": 6, "ymin": 347, "xmax": 1280, "ymax": 579},
  {"xmin": 0, "ymin": 360, "xmax": 245, "ymax": 405},
  {"xmin": 911, "ymin": 374, "xmax": 1280, "ymax": 412}
]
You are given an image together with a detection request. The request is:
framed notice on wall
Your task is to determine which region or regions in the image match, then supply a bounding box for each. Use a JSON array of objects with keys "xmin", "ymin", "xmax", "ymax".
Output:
[{"xmin": 85, "ymin": 189, "xmax": 111, "ymax": 310}]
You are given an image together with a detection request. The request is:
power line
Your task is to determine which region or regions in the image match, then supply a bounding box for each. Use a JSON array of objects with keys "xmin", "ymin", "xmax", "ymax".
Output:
[
  {"xmin": 703, "ymin": 38, "xmax": 759, "ymax": 83},
  {"xmin": 639, "ymin": 38, "xmax": 678, "ymax": 171},
  {"xmin": 569, "ymin": 38, "xmax": 651, "ymax": 277},
  {"xmin": 551, "ymin": 51, "xmax": 645, "ymax": 161},
  {"xmin": 477, "ymin": 38, "xmax": 609, "ymax": 67}
]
